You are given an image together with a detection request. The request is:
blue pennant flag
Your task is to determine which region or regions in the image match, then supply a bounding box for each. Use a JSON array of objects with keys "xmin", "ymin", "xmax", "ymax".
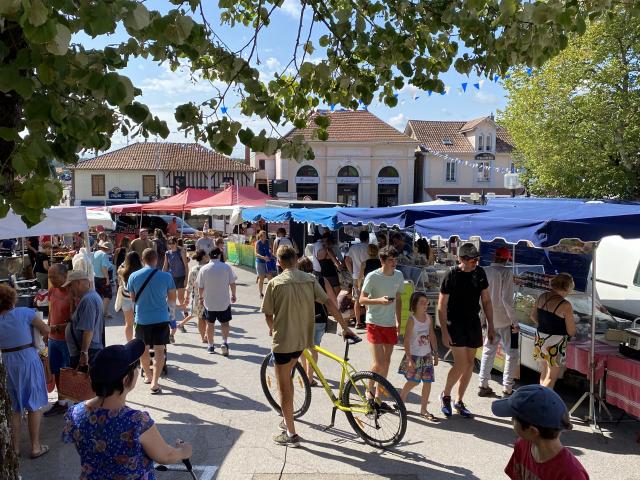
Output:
[
  {"xmin": 330, "ymin": 104, "xmax": 335, "ymax": 111},
  {"xmin": 461, "ymin": 82, "xmax": 468, "ymax": 92},
  {"xmin": 526, "ymin": 68, "xmax": 533, "ymax": 76},
  {"xmin": 505, "ymin": 74, "xmax": 511, "ymax": 80},
  {"xmin": 221, "ymin": 107, "xmax": 228, "ymax": 114},
  {"xmin": 493, "ymin": 75, "xmax": 499, "ymax": 82},
  {"xmin": 393, "ymin": 93, "xmax": 399, "ymax": 98},
  {"xmin": 428, "ymin": 90, "xmax": 432, "ymax": 96},
  {"xmin": 414, "ymin": 96, "xmax": 420, "ymax": 101},
  {"xmin": 473, "ymin": 83, "xmax": 480, "ymax": 90}
]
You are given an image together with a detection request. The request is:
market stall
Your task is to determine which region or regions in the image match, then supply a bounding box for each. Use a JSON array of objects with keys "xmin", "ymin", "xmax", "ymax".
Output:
[{"xmin": 414, "ymin": 198, "xmax": 640, "ymax": 426}]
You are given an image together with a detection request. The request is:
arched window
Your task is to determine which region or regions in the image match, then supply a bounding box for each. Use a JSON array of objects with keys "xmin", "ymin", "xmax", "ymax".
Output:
[
  {"xmin": 377, "ymin": 166, "xmax": 400, "ymax": 207},
  {"xmin": 477, "ymin": 135, "xmax": 484, "ymax": 151},
  {"xmin": 337, "ymin": 166, "xmax": 359, "ymax": 206},
  {"xmin": 295, "ymin": 165, "xmax": 319, "ymax": 200},
  {"xmin": 486, "ymin": 134, "xmax": 492, "ymax": 151}
]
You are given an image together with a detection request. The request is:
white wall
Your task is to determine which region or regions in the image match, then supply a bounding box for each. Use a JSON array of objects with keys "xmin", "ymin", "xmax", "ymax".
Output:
[{"xmin": 74, "ymin": 169, "xmax": 161, "ymax": 204}]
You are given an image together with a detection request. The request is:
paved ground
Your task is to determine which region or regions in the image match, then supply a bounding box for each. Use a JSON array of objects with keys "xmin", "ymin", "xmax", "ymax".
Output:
[{"xmin": 18, "ymin": 265, "xmax": 640, "ymax": 479}]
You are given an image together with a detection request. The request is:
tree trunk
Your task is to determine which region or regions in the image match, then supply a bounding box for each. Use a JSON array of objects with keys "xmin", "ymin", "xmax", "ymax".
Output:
[
  {"xmin": 0, "ymin": 21, "xmax": 24, "ymax": 480},
  {"xmin": 0, "ymin": 362, "xmax": 19, "ymax": 479}
]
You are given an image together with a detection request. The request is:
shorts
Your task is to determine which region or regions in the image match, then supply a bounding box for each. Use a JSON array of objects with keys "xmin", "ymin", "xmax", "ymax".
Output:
[
  {"xmin": 205, "ymin": 306, "xmax": 232, "ymax": 324},
  {"xmin": 48, "ymin": 339, "xmax": 70, "ymax": 375},
  {"xmin": 173, "ymin": 276, "xmax": 185, "ymax": 289},
  {"xmin": 448, "ymin": 319, "xmax": 483, "ymax": 349},
  {"xmin": 121, "ymin": 296, "xmax": 134, "ymax": 313},
  {"xmin": 94, "ymin": 277, "xmax": 112, "ymax": 299},
  {"xmin": 314, "ymin": 322, "xmax": 326, "ymax": 346},
  {"xmin": 533, "ymin": 332, "xmax": 568, "ymax": 367},
  {"xmin": 366, "ymin": 323, "xmax": 398, "ymax": 345},
  {"xmin": 398, "ymin": 353, "xmax": 435, "ymax": 383},
  {"xmin": 135, "ymin": 322, "xmax": 170, "ymax": 346},
  {"xmin": 273, "ymin": 350, "xmax": 303, "ymax": 365}
]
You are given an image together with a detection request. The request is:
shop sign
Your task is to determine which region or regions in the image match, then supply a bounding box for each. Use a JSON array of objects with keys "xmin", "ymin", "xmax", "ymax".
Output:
[
  {"xmin": 376, "ymin": 177, "xmax": 401, "ymax": 185},
  {"xmin": 108, "ymin": 188, "xmax": 139, "ymax": 200},
  {"xmin": 295, "ymin": 176, "xmax": 320, "ymax": 184},
  {"xmin": 336, "ymin": 177, "xmax": 360, "ymax": 184}
]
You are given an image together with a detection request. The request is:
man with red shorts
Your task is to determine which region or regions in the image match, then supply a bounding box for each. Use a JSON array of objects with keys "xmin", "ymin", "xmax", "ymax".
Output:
[{"xmin": 359, "ymin": 246, "xmax": 404, "ymax": 386}]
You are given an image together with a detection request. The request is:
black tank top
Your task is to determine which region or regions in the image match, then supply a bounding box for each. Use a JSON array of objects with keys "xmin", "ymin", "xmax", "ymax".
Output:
[
  {"xmin": 319, "ymin": 258, "xmax": 338, "ymax": 278},
  {"xmin": 537, "ymin": 294, "xmax": 569, "ymax": 336},
  {"xmin": 363, "ymin": 258, "xmax": 382, "ymax": 278}
]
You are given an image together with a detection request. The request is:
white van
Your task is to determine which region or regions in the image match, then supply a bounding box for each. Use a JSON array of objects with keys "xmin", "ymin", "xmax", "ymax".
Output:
[{"xmin": 594, "ymin": 236, "xmax": 640, "ymax": 319}]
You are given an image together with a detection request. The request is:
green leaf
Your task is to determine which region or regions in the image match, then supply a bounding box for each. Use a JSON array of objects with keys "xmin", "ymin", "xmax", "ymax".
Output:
[
  {"xmin": 314, "ymin": 114, "xmax": 330, "ymax": 128},
  {"xmin": 0, "ymin": 0, "xmax": 20, "ymax": 16},
  {"xmin": 46, "ymin": 24, "xmax": 71, "ymax": 56},
  {"xmin": 0, "ymin": 127, "xmax": 18, "ymax": 141},
  {"xmin": 264, "ymin": 138, "xmax": 279, "ymax": 156},
  {"xmin": 238, "ymin": 128, "xmax": 254, "ymax": 145},
  {"xmin": 499, "ymin": 0, "xmax": 517, "ymax": 17},
  {"xmin": 28, "ymin": 0, "xmax": 49, "ymax": 27},
  {"xmin": 104, "ymin": 74, "xmax": 135, "ymax": 106},
  {"xmin": 123, "ymin": 102, "xmax": 151, "ymax": 123},
  {"xmin": 124, "ymin": 5, "xmax": 151, "ymax": 31}
]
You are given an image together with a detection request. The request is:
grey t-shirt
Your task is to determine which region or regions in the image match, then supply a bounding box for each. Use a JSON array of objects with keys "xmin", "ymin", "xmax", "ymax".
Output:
[{"xmin": 66, "ymin": 290, "xmax": 104, "ymax": 355}]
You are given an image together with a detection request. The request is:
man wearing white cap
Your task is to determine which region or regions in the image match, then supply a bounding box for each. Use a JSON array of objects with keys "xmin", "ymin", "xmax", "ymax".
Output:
[
  {"xmin": 479, "ymin": 247, "xmax": 519, "ymax": 397},
  {"xmin": 92, "ymin": 240, "xmax": 113, "ymax": 318},
  {"xmin": 63, "ymin": 270, "xmax": 105, "ymax": 369}
]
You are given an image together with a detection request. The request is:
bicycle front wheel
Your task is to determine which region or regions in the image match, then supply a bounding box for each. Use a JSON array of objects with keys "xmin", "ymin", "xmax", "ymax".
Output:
[
  {"xmin": 259, "ymin": 353, "xmax": 311, "ymax": 419},
  {"xmin": 341, "ymin": 371, "xmax": 407, "ymax": 448}
]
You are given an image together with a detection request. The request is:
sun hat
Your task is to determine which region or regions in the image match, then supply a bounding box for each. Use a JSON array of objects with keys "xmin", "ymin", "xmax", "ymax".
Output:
[
  {"xmin": 90, "ymin": 339, "xmax": 145, "ymax": 384},
  {"xmin": 61, "ymin": 269, "xmax": 90, "ymax": 287}
]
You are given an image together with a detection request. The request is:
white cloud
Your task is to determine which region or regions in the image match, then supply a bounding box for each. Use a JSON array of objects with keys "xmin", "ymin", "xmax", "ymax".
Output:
[
  {"xmin": 139, "ymin": 63, "xmax": 224, "ymax": 96},
  {"xmin": 387, "ymin": 113, "xmax": 407, "ymax": 130},
  {"xmin": 265, "ymin": 57, "xmax": 281, "ymax": 71},
  {"xmin": 473, "ymin": 91, "xmax": 499, "ymax": 105},
  {"xmin": 280, "ymin": 0, "xmax": 301, "ymax": 18}
]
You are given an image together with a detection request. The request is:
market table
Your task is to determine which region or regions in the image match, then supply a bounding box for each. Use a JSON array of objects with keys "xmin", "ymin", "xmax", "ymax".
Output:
[
  {"xmin": 605, "ymin": 354, "xmax": 640, "ymax": 418},
  {"xmin": 566, "ymin": 339, "xmax": 619, "ymax": 382}
]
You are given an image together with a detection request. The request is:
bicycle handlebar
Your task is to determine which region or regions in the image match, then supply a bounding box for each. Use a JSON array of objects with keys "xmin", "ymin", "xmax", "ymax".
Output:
[{"xmin": 342, "ymin": 333, "xmax": 362, "ymax": 345}]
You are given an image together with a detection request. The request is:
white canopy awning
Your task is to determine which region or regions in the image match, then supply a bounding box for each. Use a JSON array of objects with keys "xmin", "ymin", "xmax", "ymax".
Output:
[
  {"xmin": 0, "ymin": 207, "xmax": 89, "ymax": 240},
  {"xmin": 86, "ymin": 210, "xmax": 115, "ymax": 230}
]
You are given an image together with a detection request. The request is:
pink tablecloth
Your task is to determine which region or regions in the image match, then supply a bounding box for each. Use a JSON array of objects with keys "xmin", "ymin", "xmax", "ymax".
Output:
[
  {"xmin": 565, "ymin": 340, "xmax": 619, "ymax": 382},
  {"xmin": 605, "ymin": 354, "xmax": 640, "ymax": 418}
]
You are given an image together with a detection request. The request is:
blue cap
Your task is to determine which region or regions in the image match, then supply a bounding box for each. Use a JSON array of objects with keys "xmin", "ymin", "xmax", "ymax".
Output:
[
  {"xmin": 90, "ymin": 339, "xmax": 145, "ymax": 384},
  {"xmin": 491, "ymin": 385, "xmax": 568, "ymax": 430}
]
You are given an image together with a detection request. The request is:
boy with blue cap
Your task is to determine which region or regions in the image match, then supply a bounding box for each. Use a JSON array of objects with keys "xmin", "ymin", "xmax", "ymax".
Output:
[{"xmin": 492, "ymin": 385, "xmax": 589, "ymax": 479}]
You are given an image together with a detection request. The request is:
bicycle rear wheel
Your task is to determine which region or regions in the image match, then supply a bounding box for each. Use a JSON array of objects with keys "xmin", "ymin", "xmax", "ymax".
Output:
[
  {"xmin": 341, "ymin": 371, "xmax": 407, "ymax": 448},
  {"xmin": 259, "ymin": 353, "xmax": 311, "ymax": 419}
]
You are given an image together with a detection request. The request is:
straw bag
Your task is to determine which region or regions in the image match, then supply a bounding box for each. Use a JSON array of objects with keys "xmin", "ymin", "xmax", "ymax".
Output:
[{"xmin": 59, "ymin": 368, "xmax": 95, "ymax": 402}]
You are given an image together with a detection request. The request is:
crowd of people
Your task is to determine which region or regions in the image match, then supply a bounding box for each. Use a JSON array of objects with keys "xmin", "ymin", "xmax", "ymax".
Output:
[{"xmin": 0, "ymin": 222, "xmax": 590, "ymax": 479}]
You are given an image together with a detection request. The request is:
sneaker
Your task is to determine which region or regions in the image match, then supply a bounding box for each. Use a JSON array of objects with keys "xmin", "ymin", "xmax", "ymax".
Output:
[
  {"xmin": 43, "ymin": 402, "xmax": 68, "ymax": 417},
  {"xmin": 477, "ymin": 386, "xmax": 495, "ymax": 397},
  {"xmin": 170, "ymin": 334, "xmax": 175, "ymax": 344},
  {"xmin": 207, "ymin": 345, "xmax": 215, "ymax": 354},
  {"xmin": 273, "ymin": 432, "xmax": 300, "ymax": 448},
  {"xmin": 440, "ymin": 393, "xmax": 452, "ymax": 417},
  {"xmin": 179, "ymin": 325, "xmax": 187, "ymax": 333},
  {"xmin": 453, "ymin": 401, "xmax": 472, "ymax": 418},
  {"xmin": 221, "ymin": 344, "xmax": 229, "ymax": 357}
]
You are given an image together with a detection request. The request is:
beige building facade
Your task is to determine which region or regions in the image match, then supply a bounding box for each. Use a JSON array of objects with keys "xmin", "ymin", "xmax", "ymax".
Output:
[{"xmin": 272, "ymin": 110, "xmax": 419, "ymax": 207}]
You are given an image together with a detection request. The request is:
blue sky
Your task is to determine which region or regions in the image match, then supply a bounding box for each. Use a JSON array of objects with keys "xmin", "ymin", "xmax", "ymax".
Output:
[{"xmin": 82, "ymin": 1, "xmax": 508, "ymax": 157}]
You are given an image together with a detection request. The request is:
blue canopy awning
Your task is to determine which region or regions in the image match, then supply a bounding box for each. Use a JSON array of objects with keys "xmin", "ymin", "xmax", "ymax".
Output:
[{"xmin": 415, "ymin": 200, "xmax": 640, "ymax": 247}]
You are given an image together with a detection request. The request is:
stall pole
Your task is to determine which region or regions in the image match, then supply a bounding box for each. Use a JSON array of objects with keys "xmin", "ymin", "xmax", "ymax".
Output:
[
  {"xmin": 568, "ymin": 243, "xmax": 612, "ymax": 429},
  {"xmin": 512, "ymin": 244, "xmax": 516, "ymax": 276},
  {"xmin": 180, "ymin": 208, "xmax": 185, "ymax": 238}
]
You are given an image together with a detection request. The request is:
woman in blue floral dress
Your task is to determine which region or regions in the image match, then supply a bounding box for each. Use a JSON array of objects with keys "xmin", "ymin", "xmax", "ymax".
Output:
[{"xmin": 63, "ymin": 340, "xmax": 192, "ymax": 479}]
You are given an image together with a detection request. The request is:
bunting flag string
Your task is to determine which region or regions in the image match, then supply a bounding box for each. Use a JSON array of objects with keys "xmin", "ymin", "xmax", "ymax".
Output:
[{"xmin": 424, "ymin": 147, "xmax": 525, "ymax": 176}]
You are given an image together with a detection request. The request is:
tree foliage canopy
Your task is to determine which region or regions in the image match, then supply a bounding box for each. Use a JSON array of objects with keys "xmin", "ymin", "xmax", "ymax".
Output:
[
  {"xmin": 499, "ymin": 7, "xmax": 640, "ymax": 199},
  {"xmin": 0, "ymin": 0, "xmax": 631, "ymax": 224}
]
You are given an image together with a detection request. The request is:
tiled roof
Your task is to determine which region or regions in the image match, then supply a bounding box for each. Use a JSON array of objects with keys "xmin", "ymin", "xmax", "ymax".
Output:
[
  {"xmin": 74, "ymin": 143, "xmax": 257, "ymax": 172},
  {"xmin": 405, "ymin": 119, "xmax": 514, "ymax": 153},
  {"xmin": 284, "ymin": 110, "xmax": 417, "ymax": 143},
  {"xmin": 460, "ymin": 116, "xmax": 493, "ymax": 132}
]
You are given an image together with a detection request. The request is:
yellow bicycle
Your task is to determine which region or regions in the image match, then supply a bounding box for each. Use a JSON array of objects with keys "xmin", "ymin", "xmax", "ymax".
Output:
[{"xmin": 260, "ymin": 335, "xmax": 407, "ymax": 448}]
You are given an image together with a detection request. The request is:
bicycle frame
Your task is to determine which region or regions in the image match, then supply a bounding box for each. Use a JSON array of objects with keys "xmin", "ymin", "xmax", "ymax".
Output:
[{"xmin": 302, "ymin": 342, "xmax": 370, "ymax": 414}]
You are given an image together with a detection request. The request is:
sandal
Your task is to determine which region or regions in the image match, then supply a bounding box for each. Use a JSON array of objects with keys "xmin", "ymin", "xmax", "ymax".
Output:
[
  {"xmin": 30, "ymin": 445, "xmax": 50, "ymax": 459},
  {"xmin": 421, "ymin": 412, "xmax": 439, "ymax": 422},
  {"xmin": 150, "ymin": 386, "xmax": 162, "ymax": 395},
  {"xmin": 143, "ymin": 378, "xmax": 151, "ymax": 385}
]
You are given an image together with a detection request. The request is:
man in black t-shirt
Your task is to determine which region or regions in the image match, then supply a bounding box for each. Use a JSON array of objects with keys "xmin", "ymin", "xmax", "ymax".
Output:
[{"xmin": 438, "ymin": 242, "xmax": 495, "ymax": 418}]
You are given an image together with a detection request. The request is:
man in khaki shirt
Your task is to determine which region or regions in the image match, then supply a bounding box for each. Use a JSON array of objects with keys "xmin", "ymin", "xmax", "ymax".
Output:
[
  {"xmin": 130, "ymin": 229, "xmax": 156, "ymax": 257},
  {"xmin": 261, "ymin": 245, "xmax": 353, "ymax": 448}
]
